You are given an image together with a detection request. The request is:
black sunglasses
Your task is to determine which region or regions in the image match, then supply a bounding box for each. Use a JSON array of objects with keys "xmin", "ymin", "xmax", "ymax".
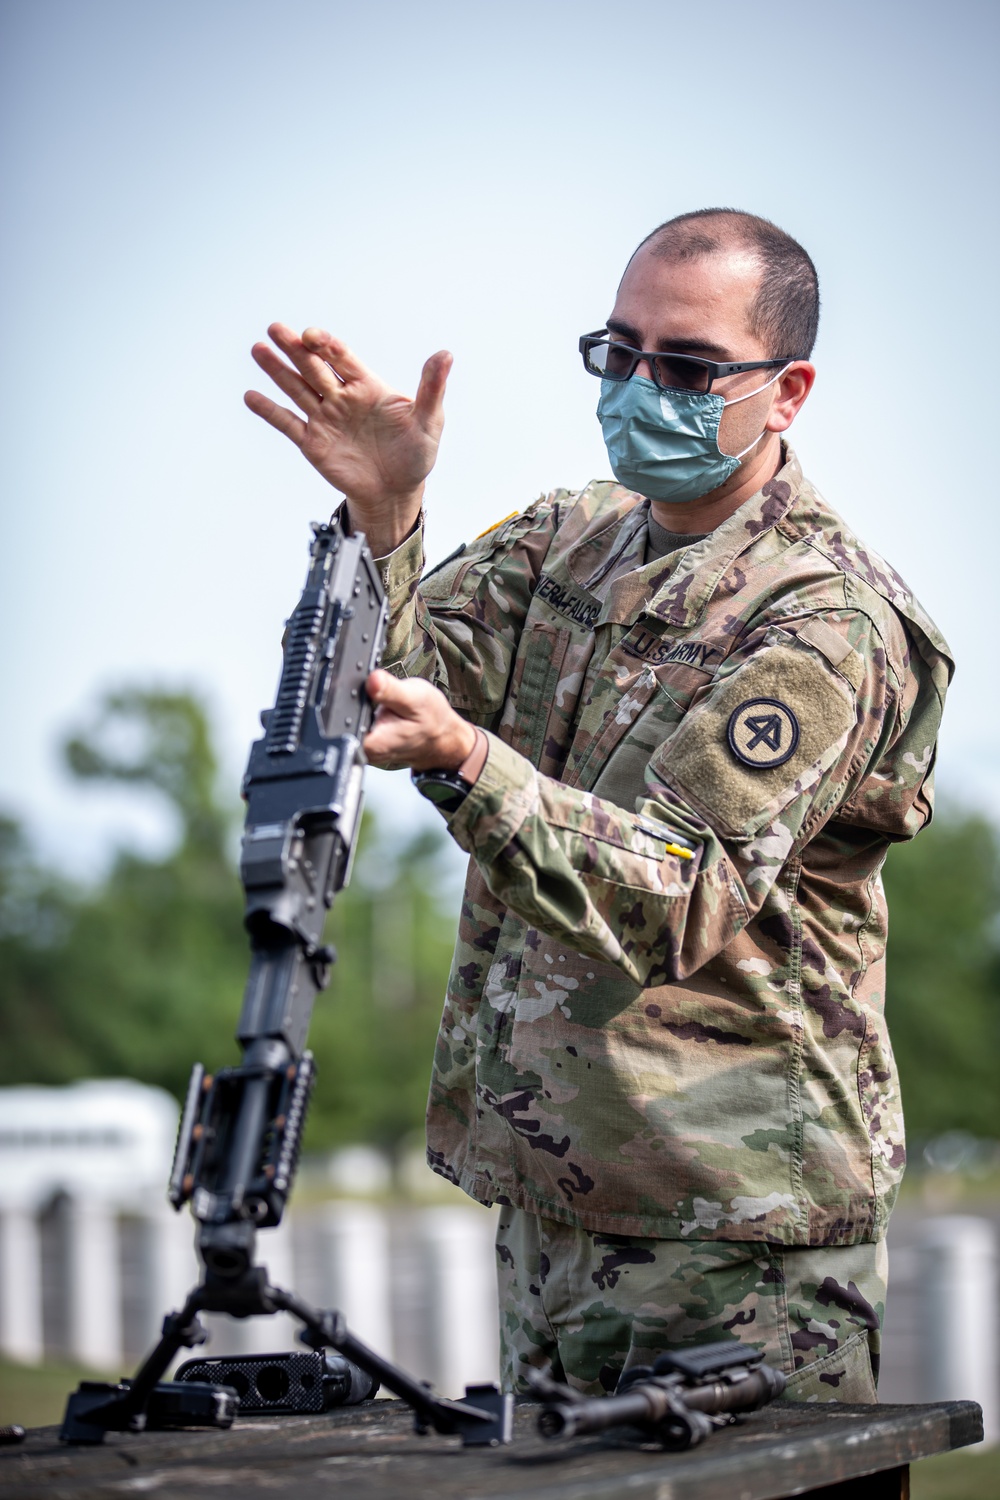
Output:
[{"xmin": 579, "ymin": 330, "xmax": 797, "ymax": 395}]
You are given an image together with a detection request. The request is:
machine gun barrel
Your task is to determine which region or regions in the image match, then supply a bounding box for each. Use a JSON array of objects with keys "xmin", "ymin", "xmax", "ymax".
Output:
[
  {"xmin": 537, "ymin": 1387, "xmax": 674, "ymax": 1440},
  {"xmin": 673, "ymin": 1365, "xmax": 785, "ymax": 1413}
]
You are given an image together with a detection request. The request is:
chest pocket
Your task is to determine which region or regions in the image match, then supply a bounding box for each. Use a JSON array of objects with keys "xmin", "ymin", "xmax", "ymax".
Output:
[
  {"xmin": 566, "ymin": 666, "xmax": 661, "ymax": 792},
  {"xmin": 588, "ymin": 676, "xmax": 689, "ymax": 806},
  {"xmin": 502, "ymin": 623, "xmax": 573, "ymax": 772}
]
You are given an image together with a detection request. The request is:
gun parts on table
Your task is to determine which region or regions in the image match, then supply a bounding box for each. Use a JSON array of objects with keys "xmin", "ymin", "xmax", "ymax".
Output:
[{"xmin": 532, "ymin": 1337, "xmax": 786, "ymax": 1450}]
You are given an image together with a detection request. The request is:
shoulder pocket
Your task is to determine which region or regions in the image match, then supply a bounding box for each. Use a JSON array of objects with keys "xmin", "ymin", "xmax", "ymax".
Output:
[{"xmin": 422, "ymin": 505, "xmax": 548, "ymax": 605}]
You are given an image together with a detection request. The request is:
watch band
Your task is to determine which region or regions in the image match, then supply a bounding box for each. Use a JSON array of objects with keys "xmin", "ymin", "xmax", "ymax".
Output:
[{"xmin": 411, "ymin": 767, "xmax": 474, "ymax": 815}]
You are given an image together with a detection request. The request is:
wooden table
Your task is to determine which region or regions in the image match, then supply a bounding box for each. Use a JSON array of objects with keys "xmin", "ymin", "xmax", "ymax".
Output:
[{"xmin": 0, "ymin": 1397, "xmax": 983, "ymax": 1499}]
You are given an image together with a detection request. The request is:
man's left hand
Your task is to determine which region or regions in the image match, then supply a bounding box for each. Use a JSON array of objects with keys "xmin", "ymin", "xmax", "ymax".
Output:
[{"xmin": 364, "ymin": 670, "xmax": 476, "ymax": 772}]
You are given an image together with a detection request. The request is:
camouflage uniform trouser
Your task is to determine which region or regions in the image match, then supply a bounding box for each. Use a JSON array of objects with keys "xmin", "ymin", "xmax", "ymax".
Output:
[{"xmin": 496, "ymin": 1207, "xmax": 886, "ymax": 1404}]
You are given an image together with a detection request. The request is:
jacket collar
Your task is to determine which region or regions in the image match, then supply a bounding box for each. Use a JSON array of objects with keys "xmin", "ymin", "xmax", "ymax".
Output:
[
  {"xmin": 566, "ymin": 447, "xmax": 804, "ymax": 631},
  {"xmin": 643, "ymin": 447, "xmax": 803, "ymax": 627}
]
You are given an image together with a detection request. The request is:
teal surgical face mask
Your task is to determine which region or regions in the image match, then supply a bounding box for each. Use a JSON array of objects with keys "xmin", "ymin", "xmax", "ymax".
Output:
[{"xmin": 597, "ymin": 366, "xmax": 789, "ymax": 504}]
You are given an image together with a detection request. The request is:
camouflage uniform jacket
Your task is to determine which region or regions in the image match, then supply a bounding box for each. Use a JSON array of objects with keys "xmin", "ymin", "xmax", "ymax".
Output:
[{"xmin": 376, "ymin": 447, "xmax": 953, "ymax": 1247}]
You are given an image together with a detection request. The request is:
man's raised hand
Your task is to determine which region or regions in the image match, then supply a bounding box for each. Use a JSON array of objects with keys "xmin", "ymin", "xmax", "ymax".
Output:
[{"xmin": 245, "ymin": 323, "xmax": 452, "ymax": 555}]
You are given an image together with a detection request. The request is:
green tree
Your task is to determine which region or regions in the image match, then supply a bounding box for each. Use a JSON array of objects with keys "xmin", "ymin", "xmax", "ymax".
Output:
[
  {"xmin": 883, "ymin": 807, "xmax": 1000, "ymax": 1139},
  {"xmin": 0, "ymin": 689, "xmax": 245, "ymax": 1099},
  {"xmin": 0, "ymin": 816, "xmax": 86, "ymax": 1083},
  {"xmin": 307, "ymin": 826, "xmax": 458, "ymax": 1146},
  {"xmin": 64, "ymin": 688, "xmax": 230, "ymax": 860},
  {"xmin": 0, "ymin": 686, "xmax": 457, "ymax": 1152}
]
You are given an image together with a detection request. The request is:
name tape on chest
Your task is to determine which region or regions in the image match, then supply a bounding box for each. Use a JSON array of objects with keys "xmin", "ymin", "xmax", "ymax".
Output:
[
  {"xmin": 727, "ymin": 698, "xmax": 800, "ymax": 769},
  {"xmin": 535, "ymin": 574, "xmax": 601, "ymax": 630}
]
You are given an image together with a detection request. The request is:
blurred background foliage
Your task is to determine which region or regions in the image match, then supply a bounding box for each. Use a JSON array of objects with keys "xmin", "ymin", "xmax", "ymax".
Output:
[
  {"xmin": 0, "ymin": 686, "xmax": 457, "ymax": 1151},
  {"xmin": 0, "ymin": 684, "xmax": 997, "ymax": 1149}
]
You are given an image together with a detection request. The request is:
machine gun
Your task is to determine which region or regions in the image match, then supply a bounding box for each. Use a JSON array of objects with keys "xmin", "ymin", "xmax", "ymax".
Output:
[
  {"xmin": 531, "ymin": 1337, "xmax": 785, "ymax": 1450},
  {"xmin": 61, "ymin": 520, "xmax": 512, "ymax": 1449}
]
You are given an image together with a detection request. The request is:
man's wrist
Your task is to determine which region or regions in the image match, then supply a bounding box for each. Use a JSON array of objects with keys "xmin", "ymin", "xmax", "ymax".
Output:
[
  {"xmin": 456, "ymin": 726, "xmax": 488, "ymax": 786},
  {"xmin": 411, "ymin": 728, "xmax": 488, "ymax": 817},
  {"xmin": 427, "ymin": 719, "xmax": 478, "ymax": 775},
  {"xmin": 345, "ymin": 489, "xmax": 425, "ymax": 557}
]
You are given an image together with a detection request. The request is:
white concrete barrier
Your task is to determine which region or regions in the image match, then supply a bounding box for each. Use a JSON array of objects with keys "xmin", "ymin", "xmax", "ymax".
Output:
[
  {"xmin": 919, "ymin": 1214, "xmax": 998, "ymax": 1445},
  {"xmin": 321, "ymin": 1201, "xmax": 395, "ymax": 1359},
  {"xmin": 0, "ymin": 1080, "xmax": 184, "ymax": 1372},
  {"xmin": 421, "ymin": 1207, "xmax": 499, "ymax": 1397},
  {"xmin": 65, "ymin": 1197, "xmax": 123, "ymax": 1371},
  {"xmin": 0, "ymin": 1084, "xmax": 504, "ymax": 1395},
  {"xmin": 0, "ymin": 1194, "xmax": 502, "ymax": 1397},
  {"xmin": 0, "ymin": 1205, "xmax": 43, "ymax": 1364}
]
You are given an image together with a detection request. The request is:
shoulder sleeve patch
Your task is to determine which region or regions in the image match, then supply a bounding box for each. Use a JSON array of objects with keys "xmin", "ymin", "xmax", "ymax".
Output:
[
  {"xmin": 655, "ymin": 640, "xmax": 858, "ymax": 836},
  {"xmin": 727, "ymin": 698, "xmax": 799, "ymax": 768}
]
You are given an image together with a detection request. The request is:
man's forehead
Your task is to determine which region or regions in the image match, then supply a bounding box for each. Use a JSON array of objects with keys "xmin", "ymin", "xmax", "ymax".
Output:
[{"xmin": 612, "ymin": 243, "xmax": 764, "ymax": 349}]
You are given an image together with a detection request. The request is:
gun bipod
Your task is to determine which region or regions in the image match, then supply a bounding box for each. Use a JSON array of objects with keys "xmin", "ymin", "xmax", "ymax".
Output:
[{"xmin": 60, "ymin": 1264, "xmax": 513, "ymax": 1448}]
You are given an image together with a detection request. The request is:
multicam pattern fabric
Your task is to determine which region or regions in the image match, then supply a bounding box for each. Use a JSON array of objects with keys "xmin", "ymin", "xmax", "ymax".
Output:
[
  {"xmin": 495, "ymin": 1204, "xmax": 885, "ymax": 1403},
  {"xmin": 376, "ymin": 446, "xmax": 953, "ymax": 1246}
]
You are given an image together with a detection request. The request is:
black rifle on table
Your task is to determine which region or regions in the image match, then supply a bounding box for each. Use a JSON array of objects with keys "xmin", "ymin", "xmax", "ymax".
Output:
[
  {"xmin": 61, "ymin": 519, "xmax": 512, "ymax": 1449},
  {"xmin": 531, "ymin": 1337, "xmax": 785, "ymax": 1450}
]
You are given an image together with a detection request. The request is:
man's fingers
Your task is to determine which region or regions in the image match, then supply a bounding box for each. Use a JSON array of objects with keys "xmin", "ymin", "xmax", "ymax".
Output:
[
  {"xmin": 268, "ymin": 322, "xmax": 351, "ymax": 401},
  {"xmin": 268, "ymin": 323, "xmax": 383, "ymax": 408},
  {"xmin": 244, "ymin": 389, "xmax": 307, "ymax": 446},
  {"xmin": 301, "ymin": 327, "xmax": 373, "ymax": 386},
  {"xmin": 363, "ymin": 720, "xmax": 411, "ymax": 765},
  {"xmin": 413, "ymin": 350, "xmax": 453, "ymax": 431},
  {"xmin": 262, "ymin": 321, "xmax": 344, "ymax": 405},
  {"xmin": 366, "ymin": 669, "xmax": 419, "ymax": 716},
  {"xmin": 251, "ymin": 341, "xmax": 326, "ymax": 414},
  {"xmin": 363, "ymin": 672, "xmax": 476, "ymax": 771}
]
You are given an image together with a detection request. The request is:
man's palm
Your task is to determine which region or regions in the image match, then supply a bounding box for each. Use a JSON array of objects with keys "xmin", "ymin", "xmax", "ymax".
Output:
[{"xmin": 245, "ymin": 322, "xmax": 452, "ymax": 511}]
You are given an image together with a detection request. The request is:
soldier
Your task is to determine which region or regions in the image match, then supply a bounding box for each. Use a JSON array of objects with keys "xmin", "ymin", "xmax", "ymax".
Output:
[{"xmin": 246, "ymin": 209, "xmax": 952, "ymax": 1404}]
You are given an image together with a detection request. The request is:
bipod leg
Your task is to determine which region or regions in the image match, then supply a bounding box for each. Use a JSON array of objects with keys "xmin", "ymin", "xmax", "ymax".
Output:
[
  {"xmin": 124, "ymin": 1289, "xmax": 211, "ymax": 1409},
  {"xmin": 59, "ymin": 1283, "xmax": 232, "ymax": 1445},
  {"xmin": 267, "ymin": 1282, "xmax": 513, "ymax": 1447}
]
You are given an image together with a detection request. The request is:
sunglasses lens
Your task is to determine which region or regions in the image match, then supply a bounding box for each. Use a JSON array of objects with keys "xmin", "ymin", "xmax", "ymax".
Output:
[
  {"xmin": 652, "ymin": 355, "xmax": 712, "ymax": 393},
  {"xmin": 585, "ymin": 340, "xmax": 634, "ymax": 380},
  {"xmin": 582, "ymin": 337, "xmax": 715, "ymax": 392}
]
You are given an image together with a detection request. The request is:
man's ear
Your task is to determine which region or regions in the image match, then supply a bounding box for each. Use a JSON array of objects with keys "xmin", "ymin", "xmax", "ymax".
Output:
[{"xmin": 766, "ymin": 362, "xmax": 816, "ymax": 433}]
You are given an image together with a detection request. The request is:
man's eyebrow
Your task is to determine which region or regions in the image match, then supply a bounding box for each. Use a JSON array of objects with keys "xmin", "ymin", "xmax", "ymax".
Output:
[
  {"xmin": 605, "ymin": 318, "xmax": 732, "ymax": 361},
  {"xmin": 605, "ymin": 317, "xmax": 643, "ymax": 345}
]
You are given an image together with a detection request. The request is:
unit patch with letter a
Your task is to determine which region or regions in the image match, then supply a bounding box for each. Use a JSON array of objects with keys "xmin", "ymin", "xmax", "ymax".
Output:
[{"xmin": 727, "ymin": 698, "xmax": 800, "ymax": 769}]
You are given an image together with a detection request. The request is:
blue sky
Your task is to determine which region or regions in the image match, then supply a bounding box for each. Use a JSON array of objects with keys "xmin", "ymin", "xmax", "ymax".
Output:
[{"xmin": 1, "ymin": 0, "xmax": 997, "ymax": 870}]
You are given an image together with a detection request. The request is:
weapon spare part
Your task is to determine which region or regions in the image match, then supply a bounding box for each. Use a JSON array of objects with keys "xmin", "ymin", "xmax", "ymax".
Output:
[
  {"xmin": 533, "ymin": 1336, "xmax": 786, "ymax": 1450},
  {"xmin": 175, "ymin": 1349, "xmax": 377, "ymax": 1415}
]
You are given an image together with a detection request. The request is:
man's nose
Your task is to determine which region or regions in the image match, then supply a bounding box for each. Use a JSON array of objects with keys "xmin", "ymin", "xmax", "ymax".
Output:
[{"xmin": 634, "ymin": 356, "xmax": 655, "ymax": 382}]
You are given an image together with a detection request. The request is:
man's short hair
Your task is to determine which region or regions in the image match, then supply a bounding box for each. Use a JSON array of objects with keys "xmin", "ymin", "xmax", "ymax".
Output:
[{"xmin": 637, "ymin": 209, "xmax": 820, "ymax": 359}]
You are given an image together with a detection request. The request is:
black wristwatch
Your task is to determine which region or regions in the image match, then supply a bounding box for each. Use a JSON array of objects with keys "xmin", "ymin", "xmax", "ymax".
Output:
[{"xmin": 411, "ymin": 767, "xmax": 474, "ymax": 816}]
